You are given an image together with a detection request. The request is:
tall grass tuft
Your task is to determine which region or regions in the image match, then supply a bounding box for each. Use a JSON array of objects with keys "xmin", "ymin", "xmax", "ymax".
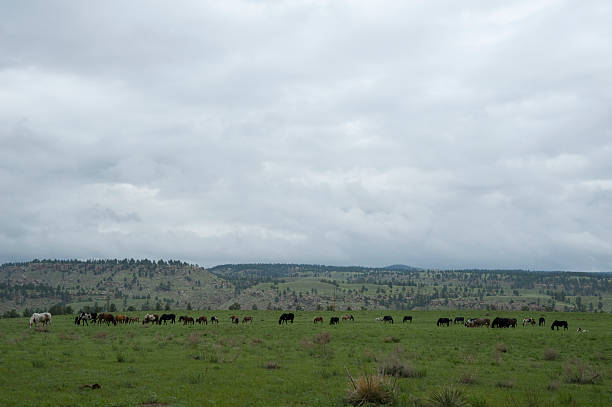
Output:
[
  {"xmin": 344, "ymin": 368, "xmax": 396, "ymax": 406},
  {"xmin": 543, "ymin": 348, "xmax": 559, "ymax": 361},
  {"xmin": 563, "ymin": 359, "xmax": 601, "ymax": 384},
  {"xmin": 428, "ymin": 385, "xmax": 469, "ymax": 407}
]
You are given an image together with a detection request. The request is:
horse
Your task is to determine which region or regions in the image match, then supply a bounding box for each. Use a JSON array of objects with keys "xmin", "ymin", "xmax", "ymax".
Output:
[
  {"xmin": 522, "ymin": 317, "xmax": 536, "ymax": 327},
  {"xmin": 313, "ymin": 316, "xmax": 323, "ymax": 324},
  {"xmin": 115, "ymin": 315, "xmax": 128, "ymax": 324},
  {"xmin": 128, "ymin": 316, "xmax": 139, "ymax": 324},
  {"xmin": 197, "ymin": 316, "xmax": 208, "ymax": 325},
  {"xmin": 230, "ymin": 315, "xmax": 239, "ymax": 324},
  {"xmin": 465, "ymin": 318, "xmax": 489, "ymax": 328},
  {"xmin": 90, "ymin": 312, "xmax": 98, "ymax": 324},
  {"xmin": 29, "ymin": 312, "xmax": 52, "ymax": 328},
  {"xmin": 76, "ymin": 312, "xmax": 92, "ymax": 326},
  {"xmin": 142, "ymin": 314, "xmax": 157, "ymax": 324},
  {"xmin": 551, "ymin": 320, "xmax": 568, "ymax": 330},
  {"xmin": 242, "ymin": 316, "xmax": 253, "ymax": 324},
  {"xmin": 437, "ymin": 317, "xmax": 451, "ymax": 327},
  {"xmin": 453, "ymin": 317, "xmax": 464, "ymax": 324},
  {"xmin": 158, "ymin": 314, "xmax": 176, "ymax": 325},
  {"xmin": 538, "ymin": 317, "xmax": 545, "ymax": 326},
  {"xmin": 97, "ymin": 312, "xmax": 116, "ymax": 326},
  {"xmin": 342, "ymin": 314, "xmax": 354, "ymax": 322},
  {"xmin": 329, "ymin": 317, "xmax": 340, "ymax": 325},
  {"xmin": 383, "ymin": 316, "xmax": 394, "ymax": 324},
  {"xmin": 210, "ymin": 316, "xmax": 219, "ymax": 324},
  {"xmin": 179, "ymin": 316, "xmax": 195, "ymax": 325},
  {"xmin": 279, "ymin": 313, "xmax": 294, "ymax": 325},
  {"xmin": 577, "ymin": 327, "xmax": 588, "ymax": 333},
  {"xmin": 403, "ymin": 316, "xmax": 413, "ymax": 323}
]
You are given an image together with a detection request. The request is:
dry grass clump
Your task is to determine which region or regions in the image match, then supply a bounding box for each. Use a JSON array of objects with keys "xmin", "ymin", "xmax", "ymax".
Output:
[
  {"xmin": 495, "ymin": 343, "xmax": 508, "ymax": 353},
  {"xmin": 496, "ymin": 380, "xmax": 514, "ymax": 389},
  {"xmin": 186, "ymin": 334, "xmax": 200, "ymax": 346},
  {"xmin": 95, "ymin": 331, "xmax": 109, "ymax": 340},
  {"xmin": 458, "ymin": 372, "xmax": 478, "ymax": 385},
  {"xmin": 251, "ymin": 337, "xmax": 263, "ymax": 344},
  {"xmin": 428, "ymin": 385, "xmax": 469, "ymax": 407},
  {"xmin": 378, "ymin": 358, "xmax": 426, "ymax": 378},
  {"xmin": 383, "ymin": 336, "xmax": 400, "ymax": 343},
  {"xmin": 264, "ymin": 361, "xmax": 280, "ymax": 369},
  {"xmin": 563, "ymin": 359, "xmax": 601, "ymax": 384},
  {"xmin": 344, "ymin": 369, "xmax": 396, "ymax": 406},
  {"xmin": 543, "ymin": 348, "xmax": 559, "ymax": 361}
]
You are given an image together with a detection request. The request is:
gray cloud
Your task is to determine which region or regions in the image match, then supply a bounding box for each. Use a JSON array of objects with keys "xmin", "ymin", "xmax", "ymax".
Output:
[{"xmin": 1, "ymin": 1, "xmax": 611, "ymax": 271}]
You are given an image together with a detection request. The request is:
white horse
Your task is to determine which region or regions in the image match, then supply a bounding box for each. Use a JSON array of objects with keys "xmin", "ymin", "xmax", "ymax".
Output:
[{"xmin": 29, "ymin": 312, "xmax": 52, "ymax": 328}]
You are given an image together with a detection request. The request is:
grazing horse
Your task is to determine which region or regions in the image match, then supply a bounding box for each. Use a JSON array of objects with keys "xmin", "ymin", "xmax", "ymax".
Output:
[
  {"xmin": 98, "ymin": 312, "xmax": 117, "ymax": 326},
  {"xmin": 210, "ymin": 316, "xmax": 219, "ymax": 324},
  {"xmin": 158, "ymin": 314, "xmax": 176, "ymax": 325},
  {"xmin": 197, "ymin": 316, "xmax": 208, "ymax": 325},
  {"xmin": 75, "ymin": 312, "xmax": 92, "ymax": 326},
  {"xmin": 437, "ymin": 318, "xmax": 451, "ymax": 327},
  {"xmin": 142, "ymin": 314, "xmax": 157, "ymax": 324},
  {"xmin": 115, "ymin": 315, "xmax": 128, "ymax": 324},
  {"xmin": 551, "ymin": 320, "xmax": 568, "ymax": 330},
  {"xmin": 279, "ymin": 313, "xmax": 295, "ymax": 325},
  {"xmin": 403, "ymin": 316, "xmax": 413, "ymax": 323},
  {"xmin": 230, "ymin": 315, "xmax": 239, "ymax": 324},
  {"xmin": 242, "ymin": 316, "xmax": 253, "ymax": 324},
  {"xmin": 522, "ymin": 317, "xmax": 536, "ymax": 327},
  {"xmin": 383, "ymin": 315, "xmax": 394, "ymax": 324},
  {"xmin": 128, "ymin": 316, "xmax": 139, "ymax": 324},
  {"xmin": 342, "ymin": 314, "xmax": 354, "ymax": 322},
  {"xmin": 465, "ymin": 318, "xmax": 490, "ymax": 328},
  {"xmin": 329, "ymin": 317, "xmax": 340, "ymax": 325},
  {"xmin": 492, "ymin": 317, "xmax": 517, "ymax": 328},
  {"xmin": 539, "ymin": 317, "xmax": 545, "ymax": 326},
  {"xmin": 454, "ymin": 317, "xmax": 464, "ymax": 324},
  {"xmin": 29, "ymin": 312, "xmax": 52, "ymax": 328},
  {"xmin": 313, "ymin": 316, "xmax": 323, "ymax": 324},
  {"xmin": 179, "ymin": 316, "xmax": 195, "ymax": 325}
]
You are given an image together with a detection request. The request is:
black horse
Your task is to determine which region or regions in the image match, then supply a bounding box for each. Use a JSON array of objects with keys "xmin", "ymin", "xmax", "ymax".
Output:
[
  {"xmin": 491, "ymin": 317, "xmax": 517, "ymax": 328},
  {"xmin": 437, "ymin": 318, "xmax": 451, "ymax": 326},
  {"xmin": 551, "ymin": 320, "xmax": 568, "ymax": 330},
  {"xmin": 454, "ymin": 317, "xmax": 464, "ymax": 324},
  {"xmin": 210, "ymin": 316, "xmax": 219, "ymax": 324},
  {"xmin": 329, "ymin": 317, "xmax": 340, "ymax": 325},
  {"xmin": 279, "ymin": 313, "xmax": 295, "ymax": 325},
  {"xmin": 383, "ymin": 315, "xmax": 394, "ymax": 324},
  {"xmin": 402, "ymin": 316, "xmax": 412, "ymax": 323},
  {"xmin": 158, "ymin": 313, "xmax": 176, "ymax": 325},
  {"xmin": 539, "ymin": 317, "xmax": 546, "ymax": 326}
]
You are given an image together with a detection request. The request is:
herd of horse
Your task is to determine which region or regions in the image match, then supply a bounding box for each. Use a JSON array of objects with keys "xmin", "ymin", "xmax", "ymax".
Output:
[{"xmin": 29, "ymin": 311, "xmax": 571, "ymax": 332}]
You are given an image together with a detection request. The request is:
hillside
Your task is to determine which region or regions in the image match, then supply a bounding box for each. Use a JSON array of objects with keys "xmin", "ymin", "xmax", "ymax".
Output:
[{"xmin": 1, "ymin": 260, "xmax": 611, "ymax": 315}]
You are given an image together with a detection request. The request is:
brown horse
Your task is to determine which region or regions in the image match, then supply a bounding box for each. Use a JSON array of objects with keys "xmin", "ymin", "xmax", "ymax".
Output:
[
  {"xmin": 128, "ymin": 316, "xmax": 139, "ymax": 324},
  {"xmin": 98, "ymin": 312, "xmax": 117, "ymax": 326},
  {"xmin": 115, "ymin": 315, "xmax": 128, "ymax": 324},
  {"xmin": 179, "ymin": 316, "xmax": 194, "ymax": 325},
  {"xmin": 242, "ymin": 316, "xmax": 253, "ymax": 324},
  {"xmin": 197, "ymin": 316, "xmax": 208, "ymax": 324},
  {"xmin": 313, "ymin": 316, "xmax": 323, "ymax": 324}
]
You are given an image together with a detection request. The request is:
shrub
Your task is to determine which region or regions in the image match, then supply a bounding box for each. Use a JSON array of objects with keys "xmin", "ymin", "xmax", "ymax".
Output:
[
  {"xmin": 563, "ymin": 359, "xmax": 601, "ymax": 384},
  {"xmin": 378, "ymin": 358, "xmax": 425, "ymax": 378},
  {"xmin": 344, "ymin": 370, "xmax": 395, "ymax": 406},
  {"xmin": 428, "ymin": 385, "xmax": 470, "ymax": 407},
  {"xmin": 116, "ymin": 353, "xmax": 126, "ymax": 363},
  {"xmin": 543, "ymin": 348, "xmax": 559, "ymax": 361},
  {"xmin": 495, "ymin": 343, "xmax": 508, "ymax": 353},
  {"xmin": 264, "ymin": 361, "xmax": 280, "ymax": 369},
  {"xmin": 496, "ymin": 380, "xmax": 514, "ymax": 389},
  {"xmin": 458, "ymin": 372, "xmax": 478, "ymax": 385},
  {"xmin": 547, "ymin": 381, "xmax": 560, "ymax": 391}
]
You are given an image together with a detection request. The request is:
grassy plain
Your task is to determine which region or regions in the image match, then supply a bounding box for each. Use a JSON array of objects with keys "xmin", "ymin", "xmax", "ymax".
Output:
[{"xmin": 0, "ymin": 311, "xmax": 610, "ymax": 407}]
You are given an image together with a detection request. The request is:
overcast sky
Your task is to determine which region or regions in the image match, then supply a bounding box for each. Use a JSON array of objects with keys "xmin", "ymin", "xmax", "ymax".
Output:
[{"xmin": 1, "ymin": 1, "xmax": 611, "ymax": 271}]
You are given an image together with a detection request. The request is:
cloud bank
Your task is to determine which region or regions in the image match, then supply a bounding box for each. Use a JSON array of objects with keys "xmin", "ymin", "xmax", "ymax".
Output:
[{"xmin": 1, "ymin": 1, "xmax": 611, "ymax": 270}]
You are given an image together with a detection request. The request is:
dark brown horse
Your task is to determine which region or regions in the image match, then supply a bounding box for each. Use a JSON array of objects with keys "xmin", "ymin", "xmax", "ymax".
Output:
[
  {"xmin": 197, "ymin": 316, "xmax": 208, "ymax": 324},
  {"xmin": 313, "ymin": 316, "xmax": 323, "ymax": 324},
  {"xmin": 98, "ymin": 312, "xmax": 117, "ymax": 326},
  {"xmin": 242, "ymin": 316, "xmax": 253, "ymax": 324},
  {"xmin": 179, "ymin": 316, "xmax": 194, "ymax": 325}
]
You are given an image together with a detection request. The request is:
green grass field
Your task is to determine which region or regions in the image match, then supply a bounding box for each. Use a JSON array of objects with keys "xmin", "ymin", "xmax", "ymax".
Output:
[{"xmin": 0, "ymin": 311, "xmax": 610, "ymax": 406}]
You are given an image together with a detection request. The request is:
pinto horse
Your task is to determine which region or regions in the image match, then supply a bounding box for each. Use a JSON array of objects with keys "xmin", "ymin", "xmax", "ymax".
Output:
[
  {"xmin": 29, "ymin": 312, "xmax": 52, "ymax": 328},
  {"xmin": 75, "ymin": 312, "xmax": 92, "ymax": 326},
  {"xmin": 142, "ymin": 314, "xmax": 157, "ymax": 324},
  {"xmin": 313, "ymin": 316, "xmax": 323, "ymax": 324},
  {"xmin": 210, "ymin": 316, "xmax": 219, "ymax": 324},
  {"xmin": 279, "ymin": 313, "xmax": 294, "ymax": 325},
  {"xmin": 230, "ymin": 315, "xmax": 239, "ymax": 324},
  {"xmin": 197, "ymin": 316, "xmax": 208, "ymax": 325},
  {"xmin": 342, "ymin": 314, "xmax": 354, "ymax": 322},
  {"xmin": 242, "ymin": 316, "xmax": 253, "ymax": 324},
  {"xmin": 551, "ymin": 320, "xmax": 568, "ymax": 330},
  {"xmin": 522, "ymin": 317, "xmax": 536, "ymax": 326}
]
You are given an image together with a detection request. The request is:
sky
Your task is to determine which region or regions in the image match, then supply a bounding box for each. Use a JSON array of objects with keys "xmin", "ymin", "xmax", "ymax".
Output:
[{"xmin": 1, "ymin": 1, "xmax": 611, "ymax": 271}]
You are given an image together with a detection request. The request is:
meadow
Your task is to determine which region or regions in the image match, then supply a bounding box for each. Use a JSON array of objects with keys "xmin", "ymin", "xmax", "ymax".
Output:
[{"xmin": 0, "ymin": 311, "xmax": 610, "ymax": 407}]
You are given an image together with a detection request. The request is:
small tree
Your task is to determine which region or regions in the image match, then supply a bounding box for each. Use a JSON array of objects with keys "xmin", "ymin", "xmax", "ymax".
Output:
[
  {"xmin": 109, "ymin": 303, "xmax": 117, "ymax": 312},
  {"xmin": 229, "ymin": 302, "xmax": 241, "ymax": 310},
  {"xmin": 186, "ymin": 302, "xmax": 193, "ymax": 310}
]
